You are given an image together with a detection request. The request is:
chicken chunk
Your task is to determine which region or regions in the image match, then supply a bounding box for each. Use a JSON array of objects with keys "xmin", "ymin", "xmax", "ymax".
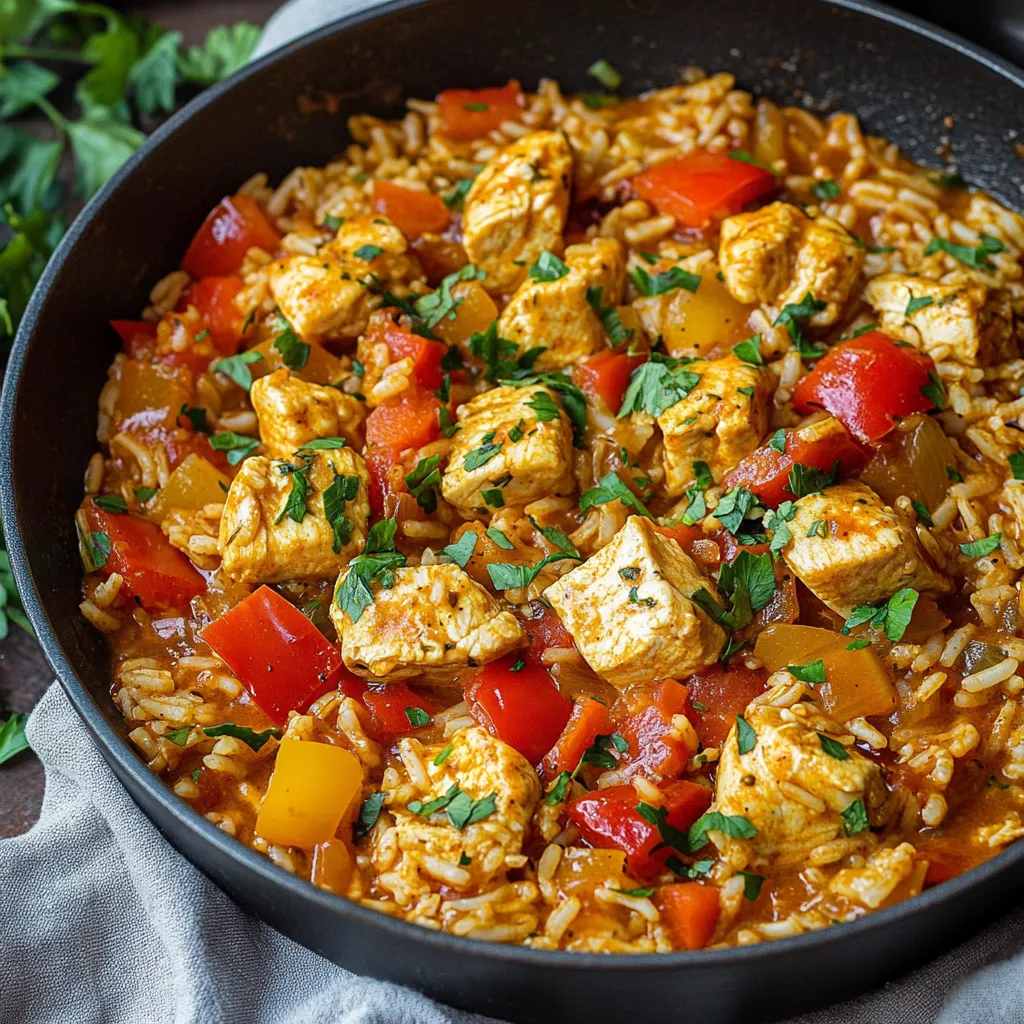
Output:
[
  {"xmin": 829, "ymin": 842, "xmax": 918, "ymax": 909},
  {"xmin": 719, "ymin": 202, "xmax": 864, "ymax": 325},
  {"xmin": 267, "ymin": 215, "xmax": 424, "ymax": 342},
  {"xmin": 329, "ymin": 563, "xmax": 525, "ymax": 681},
  {"xmin": 441, "ymin": 384, "xmax": 575, "ymax": 513},
  {"xmin": 250, "ymin": 369, "xmax": 365, "ymax": 459},
  {"xmin": 711, "ymin": 702, "xmax": 887, "ymax": 868},
  {"xmin": 219, "ymin": 448, "xmax": 370, "ymax": 584},
  {"xmin": 781, "ymin": 481, "xmax": 952, "ymax": 616},
  {"xmin": 657, "ymin": 354, "xmax": 774, "ymax": 496},
  {"xmin": 862, "ymin": 273, "xmax": 1014, "ymax": 366},
  {"xmin": 496, "ymin": 238, "xmax": 627, "ymax": 370},
  {"xmin": 462, "ymin": 130, "xmax": 573, "ymax": 295},
  {"xmin": 374, "ymin": 726, "xmax": 541, "ymax": 902},
  {"xmin": 544, "ymin": 516, "xmax": 726, "ymax": 687}
]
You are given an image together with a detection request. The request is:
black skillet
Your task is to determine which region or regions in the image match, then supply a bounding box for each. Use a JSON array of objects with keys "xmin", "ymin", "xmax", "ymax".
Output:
[{"xmin": 3, "ymin": 0, "xmax": 1024, "ymax": 1020}]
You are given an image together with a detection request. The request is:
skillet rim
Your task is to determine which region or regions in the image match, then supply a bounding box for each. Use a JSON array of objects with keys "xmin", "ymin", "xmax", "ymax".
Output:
[{"xmin": 3, "ymin": 0, "xmax": 1024, "ymax": 977}]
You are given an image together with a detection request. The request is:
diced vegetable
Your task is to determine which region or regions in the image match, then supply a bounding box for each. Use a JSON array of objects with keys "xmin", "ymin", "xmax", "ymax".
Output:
[
  {"xmin": 684, "ymin": 664, "xmax": 768, "ymax": 748},
  {"xmin": 468, "ymin": 655, "xmax": 573, "ymax": 766},
  {"xmin": 412, "ymin": 236, "xmax": 470, "ymax": 286},
  {"xmin": 542, "ymin": 696, "xmax": 613, "ymax": 777},
  {"xmin": 114, "ymin": 360, "xmax": 191, "ymax": 432},
  {"xmin": 311, "ymin": 838, "xmax": 355, "ymax": 894},
  {"xmin": 372, "ymin": 180, "xmax": 450, "ymax": 240},
  {"xmin": 431, "ymin": 281, "xmax": 499, "ymax": 350},
  {"xmin": 148, "ymin": 453, "xmax": 230, "ymax": 522},
  {"xmin": 753, "ymin": 624, "xmax": 839, "ymax": 669},
  {"xmin": 574, "ymin": 348, "xmax": 648, "ymax": 412},
  {"xmin": 179, "ymin": 275, "xmax": 246, "ymax": 354},
  {"xmin": 858, "ymin": 413, "xmax": 956, "ymax": 510},
  {"xmin": 181, "ymin": 194, "xmax": 282, "ymax": 278},
  {"xmin": 792, "ymin": 331, "xmax": 939, "ymax": 443},
  {"xmin": 651, "ymin": 271, "xmax": 754, "ymax": 358},
  {"xmin": 202, "ymin": 586, "xmax": 344, "ymax": 726},
  {"xmin": 437, "ymin": 81, "xmax": 525, "ymax": 141},
  {"xmin": 632, "ymin": 150, "xmax": 777, "ymax": 230},
  {"xmin": 566, "ymin": 779, "xmax": 712, "ymax": 876},
  {"xmin": 555, "ymin": 847, "xmax": 630, "ymax": 894},
  {"xmin": 723, "ymin": 423, "xmax": 869, "ymax": 507},
  {"xmin": 85, "ymin": 505, "xmax": 206, "ymax": 610},
  {"xmin": 656, "ymin": 882, "xmax": 721, "ymax": 950},
  {"xmin": 365, "ymin": 313, "xmax": 449, "ymax": 390},
  {"xmin": 248, "ymin": 337, "xmax": 343, "ymax": 386},
  {"xmin": 361, "ymin": 682, "xmax": 439, "ymax": 738},
  {"xmin": 519, "ymin": 600, "xmax": 575, "ymax": 662},
  {"xmin": 615, "ymin": 679, "xmax": 695, "ymax": 781},
  {"xmin": 365, "ymin": 386, "xmax": 443, "ymax": 455},
  {"xmin": 110, "ymin": 319, "xmax": 156, "ymax": 347},
  {"xmin": 255, "ymin": 739, "xmax": 362, "ymax": 849}
]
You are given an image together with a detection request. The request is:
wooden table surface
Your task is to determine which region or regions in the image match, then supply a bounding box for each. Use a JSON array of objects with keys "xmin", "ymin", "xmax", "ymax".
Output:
[{"xmin": 0, "ymin": 0, "xmax": 282, "ymax": 840}]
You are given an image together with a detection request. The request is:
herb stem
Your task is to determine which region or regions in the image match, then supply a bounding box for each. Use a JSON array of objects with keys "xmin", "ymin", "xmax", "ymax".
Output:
[{"xmin": 4, "ymin": 46, "xmax": 93, "ymax": 63}]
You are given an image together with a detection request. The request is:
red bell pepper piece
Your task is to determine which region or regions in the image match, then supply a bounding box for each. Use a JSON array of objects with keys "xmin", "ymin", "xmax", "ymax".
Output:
[
  {"xmin": 722, "ymin": 423, "xmax": 870, "ymax": 507},
  {"xmin": 178, "ymin": 275, "xmax": 246, "ymax": 354},
  {"xmin": 202, "ymin": 586, "xmax": 344, "ymax": 726},
  {"xmin": 181, "ymin": 194, "xmax": 281, "ymax": 278},
  {"xmin": 566, "ymin": 779, "xmax": 712, "ymax": 876},
  {"xmin": 468, "ymin": 655, "xmax": 572, "ymax": 766},
  {"xmin": 110, "ymin": 319, "xmax": 156, "ymax": 347},
  {"xmin": 656, "ymin": 882, "xmax": 721, "ymax": 949},
  {"xmin": 615, "ymin": 679, "xmax": 695, "ymax": 782},
  {"xmin": 652, "ymin": 522, "xmax": 714, "ymax": 560},
  {"xmin": 371, "ymin": 317, "xmax": 449, "ymax": 391},
  {"xmin": 85, "ymin": 505, "xmax": 206, "ymax": 611},
  {"xmin": 684, "ymin": 663, "xmax": 769, "ymax": 749},
  {"xmin": 792, "ymin": 330, "xmax": 939, "ymax": 443},
  {"xmin": 362, "ymin": 682, "xmax": 440, "ymax": 738},
  {"xmin": 365, "ymin": 386, "xmax": 443, "ymax": 455},
  {"xmin": 574, "ymin": 348, "xmax": 648, "ymax": 413},
  {"xmin": 437, "ymin": 81, "xmax": 525, "ymax": 141},
  {"xmin": 632, "ymin": 150, "xmax": 777, "ymax": 230},
  {"xmin": 518, "ymin": 599, "xmax": 575, "ymax": 664},
  {"xmin": 542, "ymin": 697, "xmax": 614, "ymax": 778},
  {"xmin": 372, "ymin": 180, "xmax": 450, "ymax": 240}
]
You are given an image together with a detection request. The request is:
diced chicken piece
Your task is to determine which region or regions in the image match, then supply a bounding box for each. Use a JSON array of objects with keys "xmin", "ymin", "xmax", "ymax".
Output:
[
  {"xmin": 719, "ymin": 201, "xmax": 864, "ymax": 325},
  {"xmin": 374, "ymin": 726, "xmax": 541, "ymax": 900},
  {"xmin": 829, "ymin": 842, "xmax": 918, "ymax": 909},
  {"xmin": 441, "ymin": 384, "xmax": 574, "ymax": 513},
  {"xmin": 462, "ymin": 130, "xmax": 573, "ymax": 295},
  {"xmin": 267, "ymin": 215, "xmax": 424, "ymax": 342},
  {"xmin": 862, "ymin": 273, "xmax": 1014, "ymax": 366},
  {"xmin": 329, "ymin": 563, "xmax": 525, "ymax": 681},
  {"xmin": 496, "ymin": 237, "xmax": 627, "ymax": 370},
  {"xmin": 657, "ymin": 354, "xmax": 774, "ymax": 496},
  {"xmin": 711, "ymin": 702, "xmax": 887, "ymax": 868},
  {"xmin": 250, "ymin": 368, "xmax": 365, "ymax": 459},
  {"xmin": 781, "ymin": 481, "xmax": 952, "ymax": 616},
  {"xmin": 963, "ymin": 193, "xmax": 1024, "ymax": 253},
  {"xmin": 219, "ymin": 448, "xmax": 370, "ymax": 584},
  {"xmin": 544, "ymin": 516, "xmax": 726, "ymax": 687}
]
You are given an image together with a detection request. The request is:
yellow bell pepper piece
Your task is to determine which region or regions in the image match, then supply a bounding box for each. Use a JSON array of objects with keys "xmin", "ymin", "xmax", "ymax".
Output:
[
  {"xmin": 255, "ymin": 739, "xmax": 362, "ymax": 849},
  {"xmin": 148, "ymin": 453, "xmax": 230, "ymax": 521}
]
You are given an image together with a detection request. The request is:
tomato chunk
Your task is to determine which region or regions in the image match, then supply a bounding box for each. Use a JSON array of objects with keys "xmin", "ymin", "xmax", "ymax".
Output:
[
  {"xmin": 573, "ymin": 348, "xmax": 647, "ymax": 413},
  {"xmin": 468, "ymin": 655, "xmax": 572, "ymax": 766},
  {"xmin": 632, "ymin": 150, "xmax": 777, "ymax": 230},
  {"xmin": 437, "ymin": 81, "xmax": 525, "ymax": 141},
  {"xmin": 792, "ymin": 330, "xmax": 939, "ymax": 443},
  {"xmin": 181, "ymin": 194, "xmax": 281, "ymax": 278},
  {"xmin": 542, "ymin": 697, "xmax": 613, "ymax": 777},
  {"xmin": 566, "ymin": 780, "xmax": 712, "ymax": 876},
  {"xmin": 365, "ymin": 386, "xmax": 443, "ymax": 456},
  {"xmin": 86, "ymin": 505, "xmax": 205, "ymax": 611},
  {"xmin": 202, "ymin": 586, "xmax": 343, "ymax": 727},
  {"xmin": 518, "ymin": 599, "xmax": 575, "ymax": 663},
  {"xmin": 685, "ymin": 664, "xmax": 769, "ymax": 749},
  {"xmin": 362, "ymin": 682, "xmax": 440, "ymax": 739},
  {"xmin": 615, "ymin": 679, "xmax": 695, "ymax": 782},
  {"xmin": 372, "ymin": 180, "xmax": 449, "ymax": 240},
  {"xmin": 110, "ymin": 319, "xmax": 156, "ymax": 347},
  {"xmin": 722, "ymin": 424, "xmax": 870, "ymax": 506},
  {"xmin": 656, "ymin": 883, "xmax": 721, "ymax": 950},
  {"xmin": 367, "ymin": 314, "xmax": 449, "ymax": 391},
  {"xmin": 178, "ymin": 275, "xmax": 246, "ymax": 354}
]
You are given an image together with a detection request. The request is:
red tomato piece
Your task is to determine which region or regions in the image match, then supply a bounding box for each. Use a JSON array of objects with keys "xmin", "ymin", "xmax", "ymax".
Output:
[
  {"xmin": 192, "ymin": 766, "xmax": 226, "ymax": 813},
  {"xmin": 437, "ymin": 81, "xmax": 525, "ymax": 141},
  {"xmin": 372, "ymin": 180, "xmax": 450, "ymax": 240},
  {"xmin": 615, "ymin": 679, "xmax": 695, "ymax": 782},
  {"xmin": 922, "ymin": 849, "xmax": 966, "ymax": 887},
  {"xmin": 573, "ymin": 348, "xmax": 648, "ymax": 413},
  {"xmin": 468, "ymin": 655, "xmax": 572, "ymax": 766},
  {"xmin": 685, "ymin": 664, "xmax": 769, "ymax": 749},
  {"xmin": 372, "ymin": 317, "xmax": 449, "ymax": 391},
  {"xmin": 178, "ymin": 275, "xmax": 246, "ymax": 354},
  {"xmin": 110, "ymin": 319, "xmax": 156, "ymax": 347},
  {"xmin": 362, "ymin": 682, "xmax": 440, "ymax": 739},
  {"xmin": 518, "ymin": 599, "xmax": 575, "ymax": 663},
  {"xmin": 86, "ymin": 505, "xmax": 205, "ymax": 611},
  {"xmin": 632, "ymin": 150, "xmax": 777, "ymax": 230},
  {"xmin": 566, "ymin": 779, "xmax": 712, "ymax": 876},
  {"xmin": 542, "ymin": 697, "xmax": 614, "ymax": 778},
  {"xmin": 364, "ymin": 443, "xmax": 406, "ymax": 519},
  {"xmin": 656, "ymin": 882, "xmax": 721, "ymax": 950},
  {"xmin": 202, "ymin": 586, "xmax": 343, "ymax": 727},
  {"xmin": 723, "ymin": 423, "xmax": 870, "ymax": 507},
  {"xmin": 365, "ymin": 387, "xmax": 443, "ymax": 455},
  {"xmin": 792, "ymin": 330, "xmax": 939, "ymax": 443},
  {"xmin": 652, "ymin": 522, "xmax": 717, "ymax": 562},
  {"xmin": 181, "ymin": 194, "xmax": 281, "ymax": 278}
]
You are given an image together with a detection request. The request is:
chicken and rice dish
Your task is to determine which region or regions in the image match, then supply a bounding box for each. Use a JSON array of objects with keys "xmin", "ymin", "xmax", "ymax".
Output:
[{"xmin": 77, "ymin": 68, "xmax": 1024, "ymax": 953}]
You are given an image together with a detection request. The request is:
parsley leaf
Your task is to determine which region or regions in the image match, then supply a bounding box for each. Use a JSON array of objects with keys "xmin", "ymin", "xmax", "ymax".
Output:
[
  {"xmin": 527, "ymin": 390, "xmax": 561, "ymax": 422},
  {"xmin": 334, "ymin": 518, "xmax": 407, "ymax": 623},
  {"xmin": 924, "ymin": 234, "xmax": 1004, "ymax": 270},
  {"xmin": 788, "ymin": 659, "xmax": 825, "ymax": 684},
  {"xmin": 841, "ymin": 799, "xmax": 869, "ymax": 835},
  {"xmin": 92, "ymin": 494, "xmax": 127, "ymax": 514},
  {"xmin": 688, "ymin": 810, "xmax": 757, "ymax": 850},
  {"xmin": 415, "ymin": 264, "xmax": 486, "ymax": 329},
  {"xmin": 529, "ymin": 250, "xmax": 569, "ymax": 282},
  {"xmin": 203, "ymin": 723, "xmax": 280, "ymax": 752},
  {"xmin": 906, "ymin": 294, "xmax": 934, "ymax": 316},
  {"xmin": 1009, "ymin": 451, "xmax": 1024, "ymax": 481},
  {"xmin": 585, "ymin": 284, "xmax": 633, "ymax": 346},
  {"xmin": 580, "ymin": 471, "xmax": 652, "ymax": 518},
  {"xmin": 788, "ymin": 460, "xmax": 839, "ymax": 498},
  {"xmin": 443, "ymin": 531, "xmax": 478, "ymax": 568},
  {"xmin": 464, "ymin": 442, "xmax": 502, "ymax": 471},
  {"xmin": 736, "ymin": 714, "xmax": 756, "ymax": 755},
  {"xmin": 212, "ymin": 349, "xmax": 262, "ymax": 390},
  {"xmin": 775, "ymin": 292, "xmax": 826, "ymax": 358},
  {"xmin": 272, "ymin": 316, "xmax": 310, "ymax": 370},
  {"xmin": 323, "ymin": 471, "xmax": 360, "ymax": 552},
  {"xmin": 842, "ymin": 587, "xmax": 919, "ymax": 642},
  {"xmin": 487, "ymin": 552, "xmax": 579, "ymax": 591},
  {"xmin": 587, "ymin": 58, "xmax": 622, "ymax": 90},
  {"xmin": 921, "ymin": 371, "xmax": 946, "ymax": 409},
  {"xmin": 355, "ymin": 791, "xmax": 387, "ymax": 836},
  {"xmin": 405, "ymin": 455, "xmax": 442, "ymax": 514},
  {"xmin": 443, "ymin": 177, "xmax": 475, "ymax": 210},
  {"xmin": 732, "ymin": 335, "xmax": 763, "ymax": 366},
  {"xmin": 618, "ymin": 356, "xmax": 700, "ymax": 418},
  {"xmin": 274, "ymin": 458, "xmax": 312, "ymax": 524},
  {"xmin": 960, "ymin": 533, "xmax": 1002, "ymax": 558},
  {"xmin": 811, "ymin": 179, "xmax": 840, "ymax": 201},
  {"xmin": 818, "ymin": 733, "xmax": 850, "ymax": 760},
  {"xmin": 210, "ymin": 431, "xmax": 260, "ymax": 465},
  {"xmin": 404, "ymin": 707, "xmax": 431, "ymax": 728},
  {"xmin": 628, "ymin": 264, "xmax": 700, "ymax": 297}
]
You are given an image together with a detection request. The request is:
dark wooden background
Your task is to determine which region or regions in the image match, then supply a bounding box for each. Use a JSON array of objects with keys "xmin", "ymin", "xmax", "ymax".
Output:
[{"xmin": 0, "ymin": 0, "xmax": 281, "ymax": 839}]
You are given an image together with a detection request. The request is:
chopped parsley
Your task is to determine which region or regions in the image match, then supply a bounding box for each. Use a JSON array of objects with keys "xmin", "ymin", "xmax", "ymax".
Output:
[
  {"xmin": 92, "ymin": 495, "xmax": 127, "ymax": 514},
  {"xmin": 405, "ymin": 455, "xmax": 442, "ymax": 514},
  {"xmin": 354, "ymin": 244, "xmax": 384, "ymax": 261},
  {"xmin": 442, "ymin": 531, "xmax": 478, "ymax": 569},
  {"xmin": 210, "ymin": 431, "xmax": 260, "ymax": 465},
  {"xmin": 203, "ymin": 723, "xmax": 280, "ymax": 752},
  {"xmin": 580, "ymin": 471, "xmax": 652, "ymax": 518},
  {"xmin": 738, "ymin": 871, "xmax": 765, "ymax": 900},
  {"xmin": 628, "ymin": 586, "xmax": 655, "ymax": 607},
  {"xmin": 323, "ymin": 471, "xmax": 360, "ymax": 552},
  {"xmin": 729, "ymin": 150, "xmax": 777, "ymax": 174},
  {"xmin": 628, "ymin": 264, "xmax": 700, "ymax": 297},
  {"xmin": 688, "ymin": 810, "xmax": 757, "ymax": 850},
  {"xmin": 818, "ymin": 733, "xmax": 850, "ymax": 760},
  {"xmin": 788, "ymin": 659, "xmax": 826, "ymax": 684},
  {"xmin": 788, "ymin": 460, "xmax": 839, "ymax": 499},
  {"xmin": 960, "ymin": 533, "xmax": 1002, "ymax": 558},
  {"xmin": 178, "ymin": 403, "xmax": 211, "ymax": 434},
  {"xmin": 414, "ymin": 264, "xmax": 486, "ymax": 329},
  {"xmin": 775, "ymin": 292, "xmax": 827, "ymax": 358},
  {"xmin": 764, "ymin": 500, "xmax": 796, "ymax": 554},
  {"xmin": 906, "ymin": 294, "xmax": 934, "ymax": 316},
  {"xmin": 921, "ymin": 371, "xmax": 946, "ymax": 409},
  {"xmin": 164, "ymin": 726, "xmax": 192, "ymax": 746},
  {"xmin": 438, "ymin": 407, "xmax": 460, "ymax": 438},
  {"xmin": 274, "ymin": 457, "xmax": 313, "ymax": 524},
  {"xmin": 404, "ymin": 707, "xmax": 431, "ymax": 728},
  {"xmin": 527, "ymin": 390, "xmax": 561, "ymax": 422},
  {"xmin": 842, "ymin": 587, "xmax": 919, "ymax": 643},
  {"xmin": 587, "ymin": 58, "xmax": 622, "ymax": 90},
  {"xmin": 736, "ymin": 714, "xmax": 756, "ymax": 755},
  {"xmin": 480, "ymin": 489, "xmax": 504, "ymax": 508},
  {"xmin": 911, "ymin": 500, "xmax": 934, "ymax": 527},
  {"xmin": 811, "ymin": 179, "xmax": 840, "ymax": 201},
  {"xmin": 272, "ymin": 316, "xmax": 310, "ymax": 370},
  {"xmin": 923, "ymin": 233, "xmax": 1004, "ymax": 270},
  {"xmin": 617, "ymin": 355, "xmax": 700, "ymax": 418},
  {"xmin": 841, "ymin": 798, "xmax": 869, "ymax": 836},
  {"xmin": 846, "ymin": 638, "xmax": 872, "ymax": 651},
  {"xmin": 485, "ymin": 527, "xmax": 515, "ymax": 550},
  {"xmin": 487, "ymin": 552, "xmax": 579, "ymax": 591},
  {"xmin": 334, "ymin": 518, "xmax": 406, "ymax": 623},
  {"xmin": 947, "ymin": 465, "xmax": 964, "ymax": 483},
  {"xmin": 712, "ymin": 485, "xmax": 762, "ymax": 536},
  {"xmin": 133, "ymin": 487, "xmax": 157, "ymax": 503},
  {"xmin": 433, "ymin": 745, "xmax": 453, "ymax": 766},
  {"xmin": 529, "ymin": 250, "xmax": 569, "ymax": 282},
  {"xmin": 732, "ymin": 335, "xmax": 763, "ymax": 366},
  {"xmin": 463, "ymin": 439, "xmax": 502, "ymax": 471},
  {"xmin": 585, "ymin": 285, "xmax": 633, "ymax": 346},
  {"xmin": 501, "ymin": 372, "xmax": 587, "ymax": 446},
  {"xmin": 211, "ymin": 349, "xmax": 262, "ymax": 390},
  {"xmin": 692, "ymin": 550, "xmax": 775, "ymax": 632},
  {"xmin": 355, "ymin": 791, "xmax": 387, "ymax": 836}
]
